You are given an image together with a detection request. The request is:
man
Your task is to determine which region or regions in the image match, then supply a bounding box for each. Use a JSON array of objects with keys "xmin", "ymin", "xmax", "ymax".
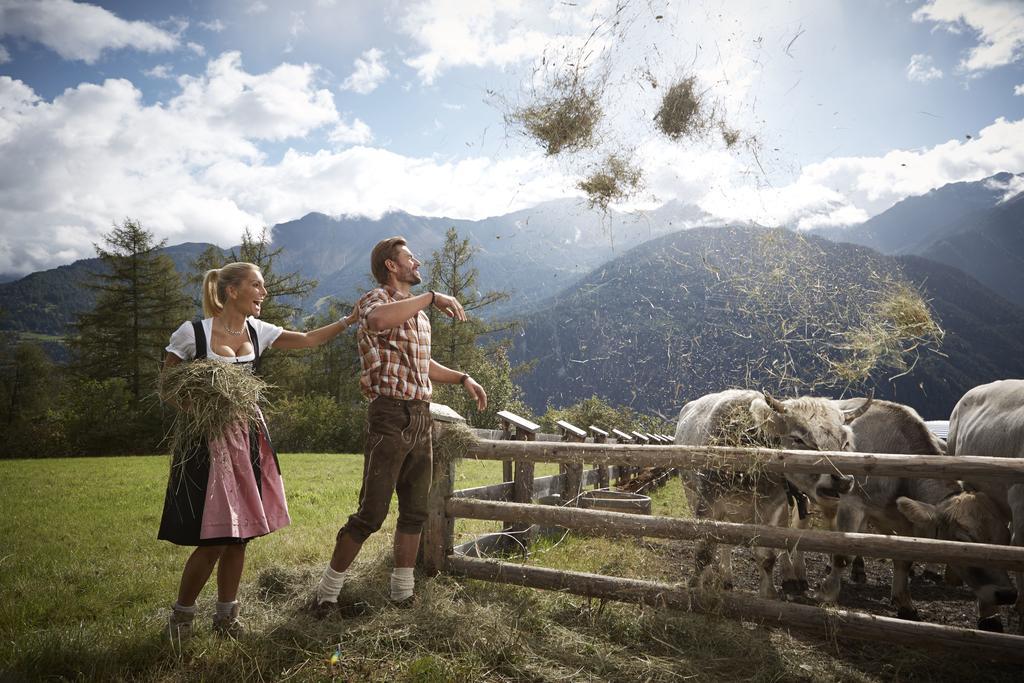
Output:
[{"xmin": 314, "ymin": 236, "xmax": 487, "ymax": 610}]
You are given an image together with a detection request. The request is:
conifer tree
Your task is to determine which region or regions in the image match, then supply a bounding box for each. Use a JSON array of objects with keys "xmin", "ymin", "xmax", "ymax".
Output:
[
  {"xmin": 71, "ymin": 219, "xmax": 191, "ymax": 401},
  {"xmin": 425, "ymin": 227, "xmax": 525, "ymax": 426}
]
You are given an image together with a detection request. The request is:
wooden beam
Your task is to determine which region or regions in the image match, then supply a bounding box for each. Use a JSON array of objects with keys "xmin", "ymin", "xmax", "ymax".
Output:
[
  {"xmin": 447, "ymin": 556, "xmax": 1024, "ymax": 662},
  {"xmin": 465, "ymin": 440, "xmax": 1024, "ymax": 483},
  {"xmin": 445, "ymin": 499, "xmax": 1024, "ymax": 571}
]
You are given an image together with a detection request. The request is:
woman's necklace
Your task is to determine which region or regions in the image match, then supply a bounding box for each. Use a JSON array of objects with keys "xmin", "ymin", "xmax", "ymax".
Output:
[{"xmin": 221, "ymin": 318, "xmax": 245, "ymax": 336}]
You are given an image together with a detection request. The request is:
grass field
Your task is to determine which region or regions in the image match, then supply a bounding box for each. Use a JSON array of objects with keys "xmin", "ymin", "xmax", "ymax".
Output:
[{"xmin": 1, "ymin": 454, "xmax": 1020, "ymax": 682}]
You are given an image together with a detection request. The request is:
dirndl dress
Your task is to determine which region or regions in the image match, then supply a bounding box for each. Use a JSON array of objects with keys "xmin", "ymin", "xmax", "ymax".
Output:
[{"xmin": 157, "ymin": 319, "xmax": 290, "ymax": 546}]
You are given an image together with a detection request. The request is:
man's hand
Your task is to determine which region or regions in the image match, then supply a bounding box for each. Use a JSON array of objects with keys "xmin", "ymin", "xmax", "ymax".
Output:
[
  {"xmin": 432, "ymin": 292, "xmax": 467, "ymax": 321},
  {"xmin": 463, "ymin": 376, "xmax": 487, "ymax": 411}
]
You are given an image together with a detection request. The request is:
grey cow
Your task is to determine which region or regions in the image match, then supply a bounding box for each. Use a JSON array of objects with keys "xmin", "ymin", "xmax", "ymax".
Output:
[
  {"xmin": 818, "ymin": 399, "xmax": 1015, "ymax": 630},
  {"xmin": 949, "ymin": 379, "xmax": 1024, "ymax": 632},
  {"xmin": 674, "ymin": 389, "xmax": 868, "ymax": 599}
]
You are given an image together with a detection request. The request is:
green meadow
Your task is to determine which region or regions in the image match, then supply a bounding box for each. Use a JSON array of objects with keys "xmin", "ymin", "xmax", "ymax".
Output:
[{"xmin": 1, "ymin": 455, "xmax": 1018, "ymax": 682}]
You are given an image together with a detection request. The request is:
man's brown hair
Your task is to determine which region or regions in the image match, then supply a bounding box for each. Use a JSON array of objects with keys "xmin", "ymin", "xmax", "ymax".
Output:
[{"xmin": 370, "ymin": 236, "xmax": 407, "ymax": 285}]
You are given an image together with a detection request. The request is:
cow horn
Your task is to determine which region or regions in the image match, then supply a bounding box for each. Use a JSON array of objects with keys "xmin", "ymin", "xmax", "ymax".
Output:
[
  {"xmin": 763, "ymin": 391, "xmax": 787, "ymax": 415},
  {"xmin": 842, "ymin": 393, "xmax": 873, "ymax": 424}
]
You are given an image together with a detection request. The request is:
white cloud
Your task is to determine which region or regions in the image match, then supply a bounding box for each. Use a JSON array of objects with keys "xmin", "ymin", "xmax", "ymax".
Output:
[
  {"xmin": 245, "ymin": 2, "xmax": 268, "ymax": 15},
  {"xmin": 0, "ymin": 0, "xmax": 178, "ymax": 64},
  {"xmin": 187, "ymin": 41, "xmax": 206, "ymax": 57},
  {"xmin": 0, "ymin": 53, "xmax": 343, "ymax": 273},
  {"xmin": 906, "ymin": 53, "xmax": 944, "ymax": 82},
  {"xmin": 913, "ymin": 0, "xmax": 1024, "ymax": 72},
  {"xmin": 0, "ymin": 44, "xmax": 9, "ymax": 64},
  {"xmin": 399, "ymin": 1, "xmax": 562, "ymax": 84},
  {"xmin": 199, "ymin": 19, "xmax": 226, "ymax": 32},
  {"xmin": 328, "ymin": 117, "xmax": 373, "ymax": 146},
  {"xmin": 1015, "ymin": 83, "xmax": 1024, "ymax": 95},
  {"xmin": 986, "ymin": 172, "xmax": 1024, "ymax": 202},
  {"xmin": 340, "ymin": 48, "xmax": 390, "ymax": 94},
  {"xmin": 143, "ymin": 64, "xmax": 175, "ymax": 79}
]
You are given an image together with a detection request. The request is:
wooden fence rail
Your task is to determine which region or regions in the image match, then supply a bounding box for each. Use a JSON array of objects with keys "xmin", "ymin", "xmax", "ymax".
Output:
[
  {"xmin": 448, "ymin": 556, "xmax": 1024, "ymax": 662},
  {"xmin": 466, "ymin": 439, "xmax": 1024, "ymax": 482},
  {"xmin": 447, "ymin": 498, "xmax": 1024, "ymax": 571}
]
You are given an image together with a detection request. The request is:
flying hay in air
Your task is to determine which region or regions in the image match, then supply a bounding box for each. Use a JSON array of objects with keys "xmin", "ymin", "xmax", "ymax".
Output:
[{"xmin": 578, "ymin": 154, "xmax": 643, "ymax": 211}]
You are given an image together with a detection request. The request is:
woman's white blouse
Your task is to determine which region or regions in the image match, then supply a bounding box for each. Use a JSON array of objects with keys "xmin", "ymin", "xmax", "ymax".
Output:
[{"xmin": 165, "ymin": 317, "xmax": 284, "ymax": 361}]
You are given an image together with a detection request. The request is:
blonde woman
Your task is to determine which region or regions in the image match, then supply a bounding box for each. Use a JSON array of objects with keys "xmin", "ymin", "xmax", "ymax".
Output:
[{"xmin": 159, "ymin": 262, "xmax": 355, "ymax": 640}]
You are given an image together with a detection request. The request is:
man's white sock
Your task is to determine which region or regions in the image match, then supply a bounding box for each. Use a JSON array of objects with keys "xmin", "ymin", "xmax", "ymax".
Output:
[
  {"xmin": 316, "ymin": 566, "xmax": 348, "ymax": 604},
  {"xmin": 390, "ymin": 567, "xmax": 415, "ymax": 602}
]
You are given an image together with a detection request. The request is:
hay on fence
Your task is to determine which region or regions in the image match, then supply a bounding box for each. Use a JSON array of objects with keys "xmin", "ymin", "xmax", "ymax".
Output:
[
  {"xmin": 433, "ymin": 421, "xmax": 479, "ymax": 467},
  {"xmin": 654, "ymin": 76, "xmax": 714, "ymax": 141},
  {"xmin": 159, "ymin": 358, "xmax": 271, "ymax": 461},
  {"xmin": 578, "ymin": 154, "xmax": 643, "ymax": 211},
  {"xmin": 506, "ymin": 70, "xmax": 603, "ymax": 156}
]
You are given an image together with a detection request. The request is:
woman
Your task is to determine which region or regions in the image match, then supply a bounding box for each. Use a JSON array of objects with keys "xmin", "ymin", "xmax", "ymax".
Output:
[{"xmin": 159, "ymin": 262, "xmax": 356, "ymax": 640}]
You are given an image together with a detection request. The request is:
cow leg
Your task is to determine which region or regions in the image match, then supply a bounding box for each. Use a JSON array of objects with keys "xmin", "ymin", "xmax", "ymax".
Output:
[
  {"xmin": 781, "ymin": 506, "xmax": 809, "ymax": 595},
  {"xmin": 755, "ymin": 545, "xmax": 778, "ymax": 599},
  {"xmin": 1009, "ymin": 485, "xmax": 1024, "ymax": 632},
  {"xmin": 851, "ymin": 555, "xmax": 867, "ymax": 584},
  {"xmin": 818, "ymin": 501, "xmax": 865, "ymax": 603},
  {"xmin": 891, "ymin": 559, "xmax": 920, "ymax": 621}
]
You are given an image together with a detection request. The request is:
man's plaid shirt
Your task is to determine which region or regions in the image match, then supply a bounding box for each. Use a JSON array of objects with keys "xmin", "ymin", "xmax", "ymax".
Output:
[{"xmin": 357, "ymin": 286, "xmax": 432, "ymax": 402}]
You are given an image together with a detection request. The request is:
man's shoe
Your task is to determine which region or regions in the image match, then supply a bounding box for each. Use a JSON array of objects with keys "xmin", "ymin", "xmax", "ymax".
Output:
[
  {"xmin": 390, "ymin": 595, "xmax": 417, "ymax": 610},
  {"xmin": 212, "ymin": 603, "xmax": 244, "ymax": 638},
  {"xmin": 307, "ymin": 593, "xmax": 370, "ymax": 619}
]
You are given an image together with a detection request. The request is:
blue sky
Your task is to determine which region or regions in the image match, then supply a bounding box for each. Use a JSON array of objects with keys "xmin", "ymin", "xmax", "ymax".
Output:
[{"xmin": 1, "ymin": 0, "xmax": 1023, "ymax": 275}]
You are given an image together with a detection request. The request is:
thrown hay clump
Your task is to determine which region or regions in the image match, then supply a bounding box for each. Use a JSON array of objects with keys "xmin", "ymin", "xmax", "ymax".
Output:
[
  {"xmin": 506, "ymin": 71, "xmax": 603, "ymax": 156},
  {"xmin": 159, "ymin": 358, "xmax": 271, "ymax": 459},
  {"xmin": 578, "ymin": 154, "xmax": 643, "ymax": 211},
  {"xmin": 654, "ymin": 76, "xmax": 713, "ymax": 140},
  {"xmin": 832, "ymin": 281, "xmax": 944, "ymax": 384},
  {"xmin": 720, "ymin": 124, "xmax": 741, "ymax": 148}
]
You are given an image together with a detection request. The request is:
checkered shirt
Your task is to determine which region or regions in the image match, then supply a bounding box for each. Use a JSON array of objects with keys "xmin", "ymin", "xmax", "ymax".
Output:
[{"xmin": 357, "ymin": 286, "xmax": 432, "ymax": 401}]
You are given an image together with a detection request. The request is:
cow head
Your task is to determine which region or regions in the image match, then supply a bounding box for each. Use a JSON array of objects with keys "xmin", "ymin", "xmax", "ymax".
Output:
[
  {"xmin": 897, "ymin": 491, "xmax": 1016, "ymax": 631},
  {"xmin": 749, "ymin": 393, "xmax": 869, "ymax": 503}
]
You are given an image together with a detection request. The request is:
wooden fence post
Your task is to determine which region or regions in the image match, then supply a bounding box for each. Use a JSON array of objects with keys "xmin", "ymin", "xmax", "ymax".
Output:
[
  {"xmin": 420, "ymin": 415, "xmax": 458, "ymax": 574},
  {"xmin": 497, "ymin": 410, "xmax": 541, "ymax": 541},
  {"xmin": 556, "ymin": 420, "xmax": 586, "ymax": 504},
  {"xmin": 611, "ymin": 429, "xmax": 634, "ymax": 486},
  {"xmin": 589, "ymin": 426, "xmax": 610, "ymax": 489}
]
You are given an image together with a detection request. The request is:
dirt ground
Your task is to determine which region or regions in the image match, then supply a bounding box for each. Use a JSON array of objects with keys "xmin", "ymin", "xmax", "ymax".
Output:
[{"xmin": 653, "ymin": 534, "xmax": 1018, "ymax": 632}]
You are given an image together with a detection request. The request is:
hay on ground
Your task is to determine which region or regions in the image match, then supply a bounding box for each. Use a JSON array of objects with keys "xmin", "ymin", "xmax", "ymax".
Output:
[
  {"xmin": 159, "ymin": 358, "xmax": 271, "ymax": 460},
  {"xmin": 578, "ymin": 154, "xmax": 643, "ymax": 211},
  {"xmin": 506, "ymin": 70, "xmax": 603, "ymax": 156}
]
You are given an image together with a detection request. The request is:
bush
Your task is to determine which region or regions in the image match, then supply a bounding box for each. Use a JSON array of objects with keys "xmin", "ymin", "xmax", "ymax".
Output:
[{"xmin": 267, "ymin": 394, "xmax": 363, "ymax": 453}]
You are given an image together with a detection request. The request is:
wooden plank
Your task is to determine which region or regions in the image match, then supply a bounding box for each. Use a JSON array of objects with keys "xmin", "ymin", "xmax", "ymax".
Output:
[
  {"xmin": 447, "ymin": 557, "xmax": 1024, "ymax": 662},
  {"xmin": 455, "ymin": 469, "xmax": 610, "ymax": 502},
  {"xmin": 630, "ymin": 431, "xmax": 651, "ymax": 444},
  {"xmin": 611, "ymin": 429, "xmax": 633, "ymax": 442},
  {"xmin": 556, "ymin": 420, "xmax": 587, "ymax": 439},
  {"xmin": 588, "ymin": 426, "xmax": 609, "ymax": 439},
  {"xmin": 446, "ymin": 499, "xmax": 1024, "ymax": 570},
  {"xmin": 465, "ymin": 440, "xmax": 1024, "ymax": 482},
  {"xmin": 429, "ymin": 402, "xmax": 466, "ymax": 423},
  {"xmin": 497, "ymin": 410, "xmax": 541, "ymax": 434}
]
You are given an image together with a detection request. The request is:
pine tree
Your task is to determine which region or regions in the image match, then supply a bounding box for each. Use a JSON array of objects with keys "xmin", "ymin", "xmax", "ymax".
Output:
[
  {"xmin": 71, "ymin": 219, "xmax": 191, "ymax": 401},
  {"xmin": 425, "ymin": 227, "xmax": 524, "ymax": 426},
  {"xmin": 188, "ymin": 227, "xmax": 317, "ymax": 328}
]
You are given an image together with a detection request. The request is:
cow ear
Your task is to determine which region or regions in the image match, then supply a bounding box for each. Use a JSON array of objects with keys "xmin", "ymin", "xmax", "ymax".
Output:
[
  {"xmin": 896, "ymin": 496, "xmax": 937, "ymax": 527},
  {"xmin": 750, "ymin": 397, "xmax": 786, "ymax": 435}
]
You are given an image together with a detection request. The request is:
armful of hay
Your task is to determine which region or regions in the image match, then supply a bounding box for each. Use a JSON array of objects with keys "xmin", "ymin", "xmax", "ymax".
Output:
[{"xmin": 159, "ymin": 359, "xmax": 273, "ymax": 449}]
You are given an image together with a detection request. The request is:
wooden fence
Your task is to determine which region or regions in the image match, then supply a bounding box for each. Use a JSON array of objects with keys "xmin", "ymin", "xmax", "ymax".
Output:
[{"xmin": 420, "ymin": 423, "xmax": 1024, "ymax": 662}]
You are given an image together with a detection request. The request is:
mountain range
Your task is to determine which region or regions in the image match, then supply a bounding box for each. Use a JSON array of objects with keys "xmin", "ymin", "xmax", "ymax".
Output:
[{"xmin": 2, "ymin": 172, "xmax": 1021, "ymax": 420}]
